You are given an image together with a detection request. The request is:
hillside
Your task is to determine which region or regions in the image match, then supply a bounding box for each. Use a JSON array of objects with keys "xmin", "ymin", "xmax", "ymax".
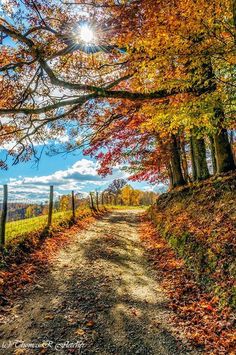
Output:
[{"xmin": 148, "ymin": 171, "xmax": 236, "ymax": 309}]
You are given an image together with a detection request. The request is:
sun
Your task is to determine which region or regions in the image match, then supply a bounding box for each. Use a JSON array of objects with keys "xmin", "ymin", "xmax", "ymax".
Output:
[{"xmin": 79, "ymin": 25, "xmax": 95, "ymax": 44}]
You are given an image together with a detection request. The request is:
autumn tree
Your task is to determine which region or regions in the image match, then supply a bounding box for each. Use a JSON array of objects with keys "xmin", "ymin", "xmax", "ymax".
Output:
[
  {"xmin": 0, "ymin": 0, "xmax": 235, "ymax": 188},
  {"xmin": 106, "ymin": 179, "xmax": 127, "ymax": 205},
  {"xmin": 25, "ymin": 205, "xmax": 37, "ymax": 218},
  {"xmin": 121, "ymin": 185, "xmax": 133, "ymax": 206},
  {"xmin": 59, "ymin": 195, "xmax": 71, "ymax": 211},
  {"xmin": 120, "ymin": 185, "xmax": 141, "ymax": 206},
  {"xmin": 140, "ymin": 191, "xmax": 159, "ymax": 206},
  {"xmin": 119, "ymin": 186, "xmax": 157, "ymax": 206}
]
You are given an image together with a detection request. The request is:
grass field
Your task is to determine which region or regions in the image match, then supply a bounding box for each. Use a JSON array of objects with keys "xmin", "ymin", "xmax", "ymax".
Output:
[{"xmin": 5, "ymin": 208, "xmax": 91, "ymax": 242}]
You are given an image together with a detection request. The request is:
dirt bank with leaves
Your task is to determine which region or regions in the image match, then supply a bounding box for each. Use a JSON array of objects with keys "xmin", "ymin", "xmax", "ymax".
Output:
[
  {"xmin": 140, "ymin": 216, "xmax": 235, "ymax": 353},
  {"xmin": 148, "ymin": 171, "xmax": 236, "ymax": 311}
]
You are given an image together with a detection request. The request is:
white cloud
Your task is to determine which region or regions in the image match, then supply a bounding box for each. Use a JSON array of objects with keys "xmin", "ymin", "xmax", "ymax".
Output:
[
  {"xmin": 16, "ymin": 159, "xmax": 101, "ymax": 186},
  {"xmin": 0, "ymin": 159, "xmax": 128, "ymax": 202}
]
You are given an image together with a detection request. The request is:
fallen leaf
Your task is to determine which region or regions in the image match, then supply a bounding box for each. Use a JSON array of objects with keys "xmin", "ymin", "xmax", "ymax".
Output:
[
  {"xmin": 45, "ymin": 314, "xmax": 54, "ymax": 320},
  {"xmin": 14, "ymin": 350, "xmax": 26, "ymax": 355},
  {"xmin": 131, "ymin": 308, "xmax": 138, "ymax": 316},
  {"xmin": 74, "ymin": 328, "xmax": 85, "ymax": 336},
  {"xmin": 86, "ymin": 320, "xmax": 95, "ymax": 327}
]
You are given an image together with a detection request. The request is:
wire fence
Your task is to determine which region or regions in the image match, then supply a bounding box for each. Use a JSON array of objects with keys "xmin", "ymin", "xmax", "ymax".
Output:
[
  {"xmin": 0, "ymin": 185, "xmax": 98, "ymax": 245},
  {"xmin": 0, "ymin": 184, "xmax": 152, "ymax": 246}
]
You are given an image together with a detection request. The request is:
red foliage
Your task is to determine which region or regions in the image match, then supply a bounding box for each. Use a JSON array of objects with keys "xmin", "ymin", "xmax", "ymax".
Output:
[{"xmin": 82, "ymin": 102, "xmax": 169, "ymax": 183}]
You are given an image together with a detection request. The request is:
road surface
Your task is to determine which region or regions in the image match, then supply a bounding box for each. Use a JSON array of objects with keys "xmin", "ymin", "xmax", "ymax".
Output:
[{"xmin": 0, "ymin": 210, "xmax": 196, "ymax": 354}]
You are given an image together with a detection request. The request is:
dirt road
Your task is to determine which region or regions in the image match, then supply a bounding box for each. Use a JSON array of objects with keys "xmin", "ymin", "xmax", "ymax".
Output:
[{"xmin": 0, "ymin": 210, "xmax": 195, "ymax": 354}]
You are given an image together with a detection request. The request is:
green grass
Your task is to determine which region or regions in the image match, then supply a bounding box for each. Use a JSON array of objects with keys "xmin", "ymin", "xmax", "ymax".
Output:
[
  {"xmin": 6, "ymin": 211, "xmax": 73, "ymax": 242},
  {"xmin": 5, "ymin": 207, "xmax": 93, "ymax": 243}
]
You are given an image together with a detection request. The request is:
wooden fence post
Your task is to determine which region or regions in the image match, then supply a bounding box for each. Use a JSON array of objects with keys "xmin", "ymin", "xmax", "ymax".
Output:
[
  {"xmin": 96, "ymin": 191, "xmax": 99, "ymax": 210},
  {"xmin": 0, "ymin": 184, "xmax": 8, "ymax": 246},
  {"xmin": 89, "ymin": 192, "xmax": 95, "ymax": 211},
  {"xmin": 47, "ymin": 185, "xmax": 54, "ymax": 228},
  {"xmin": 72, "ymin": 190, "xmax": 75, "ymax": 221}
]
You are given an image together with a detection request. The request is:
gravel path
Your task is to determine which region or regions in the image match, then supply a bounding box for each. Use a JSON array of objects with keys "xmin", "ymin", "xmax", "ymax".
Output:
[{"xmin": 0, "ymin": 210, "xmax": 195, "ymax": 354}]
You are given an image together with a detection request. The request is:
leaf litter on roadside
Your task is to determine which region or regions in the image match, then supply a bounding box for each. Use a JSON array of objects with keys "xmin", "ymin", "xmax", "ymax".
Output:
[{"xmin": 139, "ymin": 215, "xmax": 236, "ymax": 354}]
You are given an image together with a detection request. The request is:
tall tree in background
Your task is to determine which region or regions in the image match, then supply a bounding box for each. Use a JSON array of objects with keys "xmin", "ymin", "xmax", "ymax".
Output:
[
  {"xmin": 59, "ymin": 195, "xmax": 71, "ymax": 211},
  {"xmin": 120, "ymin": 185, "xmax": 141, "ymax": 206},
  {"xmin": 106, "ymin": 179, "xmax": 127, "ymax": 205}
]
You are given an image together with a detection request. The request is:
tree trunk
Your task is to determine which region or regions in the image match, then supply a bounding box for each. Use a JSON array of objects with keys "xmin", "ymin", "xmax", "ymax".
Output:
[
  {"xmin": 191, "ymin": 135, "xmax": 210, "ymax": 181},
  {"xmin": 190, "ymin": 135, "xmax": 197, "ymax": 181},
  {"xmin": 169, "ymin": 134, "xmax": 186, "ymax": 188},
  {"xmin": 209, "ymin": 135, "xmax": 217, "ymax": 175},
  {"xmin": 213, "ymin": 104, "xmax": 235, "ymax": 173},
  {"xmin": 167, "ymin": 163, "xmax": 174, "ymax": 190},
  {"xmin": 229, "ymin": 130, "xmax": 234, "ymax": 145},
  {"xmin": 214, "ymin": 128, "xmax": 235, "ymax": 173},
  {"xmin": 96, "ymin": 191, "xmax": 99, "ymax": 210},
  {"xmin": 190, "ymin": 56, "xmax": 235, "ymax": 174},
  {"xmin": 89, "ymin": 192, "xmax": 95, "ymax": 210},
  {"xmin": 180, "ymin": 139, "xmax": 190, "ymax": 182}
]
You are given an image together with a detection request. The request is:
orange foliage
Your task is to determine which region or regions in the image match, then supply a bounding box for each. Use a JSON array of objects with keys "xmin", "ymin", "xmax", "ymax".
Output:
[{"xmin": 139, "ymin": 215, "xmax": 236, "ymax": 354}]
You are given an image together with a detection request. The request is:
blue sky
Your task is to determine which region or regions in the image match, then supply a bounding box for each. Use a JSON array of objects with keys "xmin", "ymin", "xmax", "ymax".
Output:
[{"xmin": 0, "ymin": 144, "xmax": 166, "ymax": 202}]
